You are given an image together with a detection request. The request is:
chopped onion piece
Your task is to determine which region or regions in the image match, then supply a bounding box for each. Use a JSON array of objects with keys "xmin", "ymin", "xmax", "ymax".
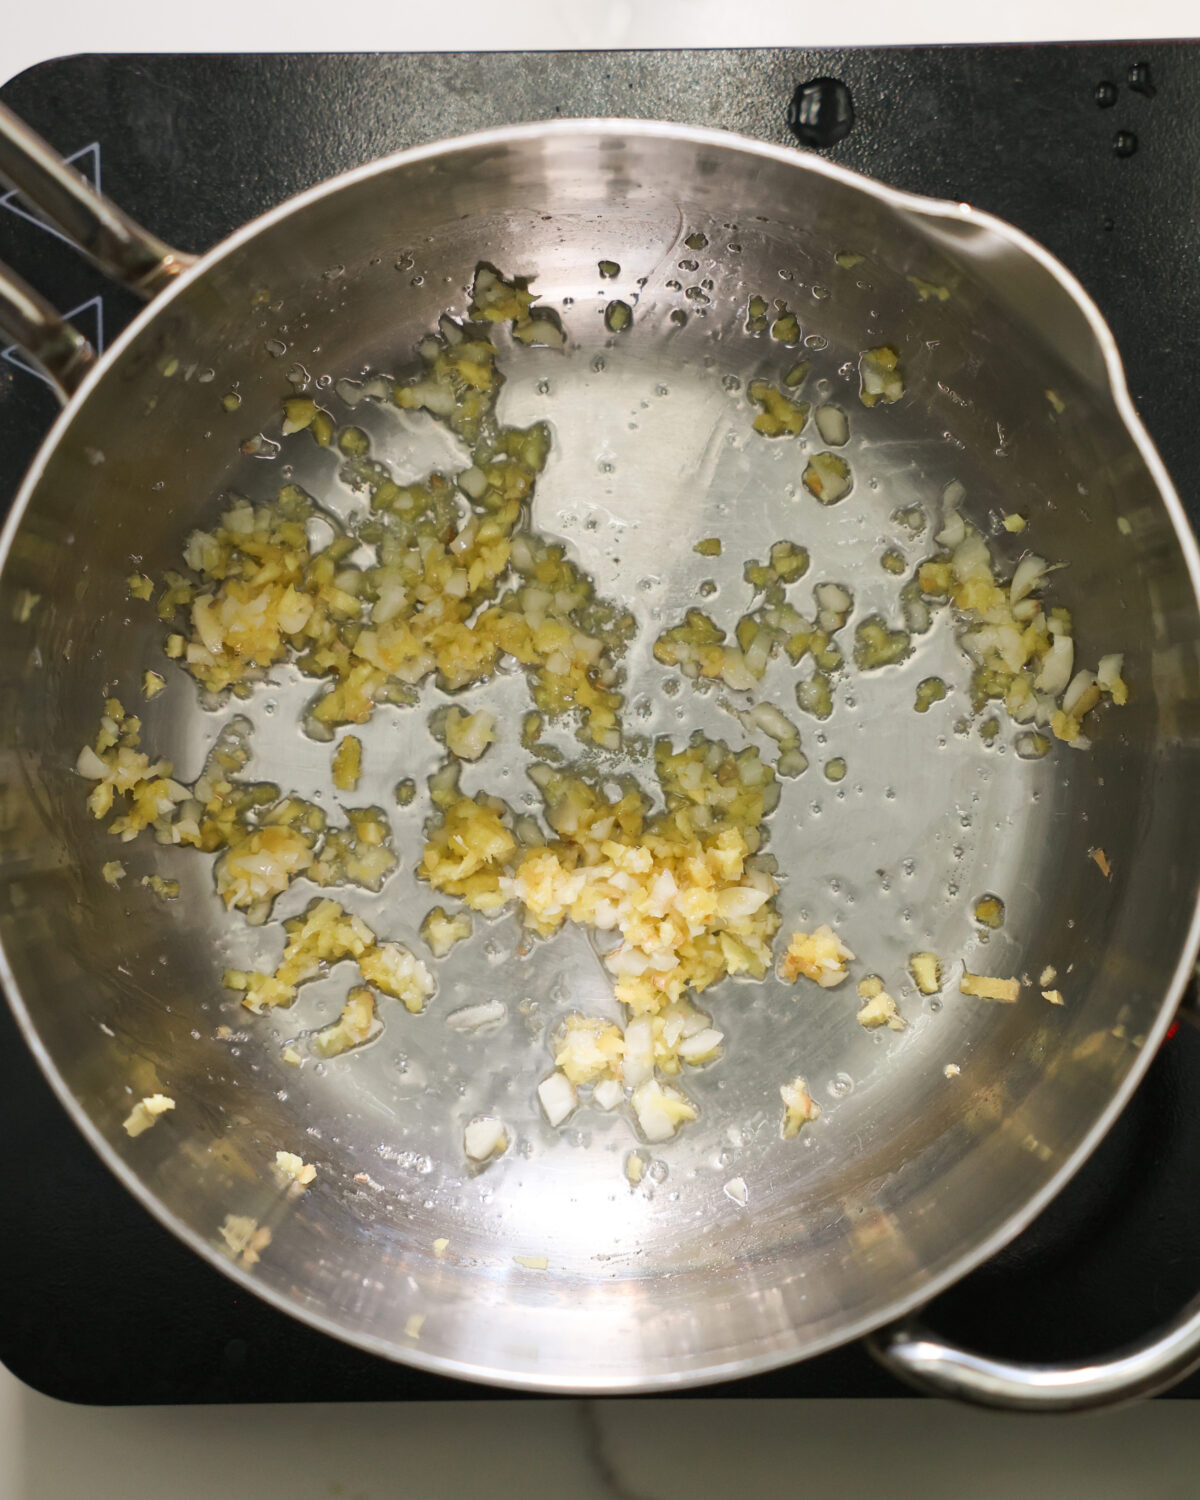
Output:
[
  {"xmin": 723, "ymin": 1176, "xmax": 749, "ymax": 1207},
  {"xmin": 1010, "ymin": 554, "xmax": 1049, "ymax": 604},
  {"xmin": 1034, "ymin": 633, "xmax": 1074, "ymax": 695},
  {"xmin": 463, "ymin": 1116, "xmax": 508, "ymax": 1162},
  {"xmin": 935, "ymin": 510, "xmax": 966, "ymax": 549},
  {"xmin": 1097, "ymin": 653, "xmax": 1129, "ymax": 704},
  {"xmin": 814, "ymin": 404, "xmax": 849, "ymax": 446},
  {"xmin": 76, "ymin": 744, "xmax": 108, "ymax": 779},
  {"xmin": 622, "ymin": 1017, "xmax": 655, "ymax": 1087},
  {"xmin": 537, "ymin": 1070, "xmax": 578, "ymax": 1127},
  {"xmin": 676, "ymin": 1027, "xmax": 725, "ymax": 1064},
  {"xmin": 1063, "ymin": 669, "xmax": 1097, "ymax": 716},
  {"xmin": 592, "ymin": 1078, "xmax": 623, "ymax": 1111},
  {"xmin": 748, "ymin": 701, "xmax": 800, "ymax": 744},
  {"xmin": 632, "ymin": 1079, "xmax": 697, "ymax": 1142}
]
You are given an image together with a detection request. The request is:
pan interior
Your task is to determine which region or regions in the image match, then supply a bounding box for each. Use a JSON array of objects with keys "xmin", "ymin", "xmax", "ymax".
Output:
[{"xmin": 2, "ymin": 126, "xmax": 1198, "ymax": 1389}]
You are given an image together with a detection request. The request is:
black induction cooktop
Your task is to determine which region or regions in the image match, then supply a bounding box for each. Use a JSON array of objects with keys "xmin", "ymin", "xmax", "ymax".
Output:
[{"xmin": 2, "ymin": 47, "xmax": 1199, "ymax": 1405}]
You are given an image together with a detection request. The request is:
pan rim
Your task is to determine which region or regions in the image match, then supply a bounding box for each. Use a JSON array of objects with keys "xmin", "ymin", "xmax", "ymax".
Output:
[{"xmin": 3, "ymin": 115, "xmax": 1200, "ymax": 1393}]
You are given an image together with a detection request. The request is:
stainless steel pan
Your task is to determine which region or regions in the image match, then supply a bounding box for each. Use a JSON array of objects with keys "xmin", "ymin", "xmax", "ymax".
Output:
[{"xmin": 3, "ymin": 105, "xmax": 1200, "ymax": 1405}]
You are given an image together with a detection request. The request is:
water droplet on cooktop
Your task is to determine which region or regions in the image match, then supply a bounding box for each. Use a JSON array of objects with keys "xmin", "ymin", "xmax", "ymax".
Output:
[
  {"xmin": 1113, "ymin": 130, "xmax": 1138, "ymax": 157},
  {"xmin": 1094, "ymin": 80, "xmax": 1118, "ymax": 108},
  {"xmin": 787, "ymin": 77, "xmax": 856, "ymax": 149},
  {"xmin": 1128, "ymin": 61, "xmax": 1155, "ymax": 97}
]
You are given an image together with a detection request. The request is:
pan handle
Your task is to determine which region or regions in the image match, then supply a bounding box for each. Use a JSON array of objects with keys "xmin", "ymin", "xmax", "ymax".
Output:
[
  {"xmin": 871, "ymin": 981, "xmax": 1200, "ymax": 1410},
  {"xmin": 0, "ymin": 103, "xmax": 196, "ymax": 400},
  {"xmin": 867, "ymin": 1293, "xmax": 1200, "ymax": 1411}
]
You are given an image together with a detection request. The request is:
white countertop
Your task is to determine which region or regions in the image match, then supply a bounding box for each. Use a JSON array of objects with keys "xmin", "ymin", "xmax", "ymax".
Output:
[
  {"xmin": 4, "ymin": 1385, "xmax": 1200, "ymax": 1497},
  {"xmin": 3, "ymin": 3, "xmax": 1200, "ymax": 1494}
]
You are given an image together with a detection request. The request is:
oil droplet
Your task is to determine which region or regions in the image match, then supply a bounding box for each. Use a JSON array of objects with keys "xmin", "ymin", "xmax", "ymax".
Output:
[
  {"xmin": 827, "ymin": 1072, "xmax": 854, "ymax": 1098},
  {"xmin": 669, "ymin": 310, "xmax": 687, "ymax": 327},
  {"xmin": 1113, "ymin": 131, "xmax": 1138, "ymax": 157},
  {"xmin": 264, "ymin": 338, "xmax": 287, "ymax": 357},
  {"xmin": 1094, "ymin": 80, "xmax": 1118, "ymax": 107}
]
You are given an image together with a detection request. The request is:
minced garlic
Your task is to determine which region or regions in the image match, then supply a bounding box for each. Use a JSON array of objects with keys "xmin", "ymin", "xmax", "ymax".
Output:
[
  {"xmin": 781, "ymin": 1076, "xmax": 821, "ymax": 1137},
  {"xmin": 273, "ymin": 1150, "xmax": 316, "ymax": 1190},
  {"xmin": 220, "ymin": 1215, "xmax": 271, "ymax": 1266},
  {"xmin": 781, "ymin": 925, "xmax": 854, "ymax": 988},
  {"xmin": 443, "ymin": 707, "xmax": 496, "ymax": 761},
  {"xmin": 419, "ymin": 905, "xmax": 473, "ymax": 957},
  {"xmin": 855, "ymin": 976, "xmax": 904, "ymax": 1030},
  {"xmin": 909, "ymin": 951, "xmax": 942, "ymax": 994},
  {"xmin": 331, "ymin": 735, "xmax": 363, "ymax": 792}
]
